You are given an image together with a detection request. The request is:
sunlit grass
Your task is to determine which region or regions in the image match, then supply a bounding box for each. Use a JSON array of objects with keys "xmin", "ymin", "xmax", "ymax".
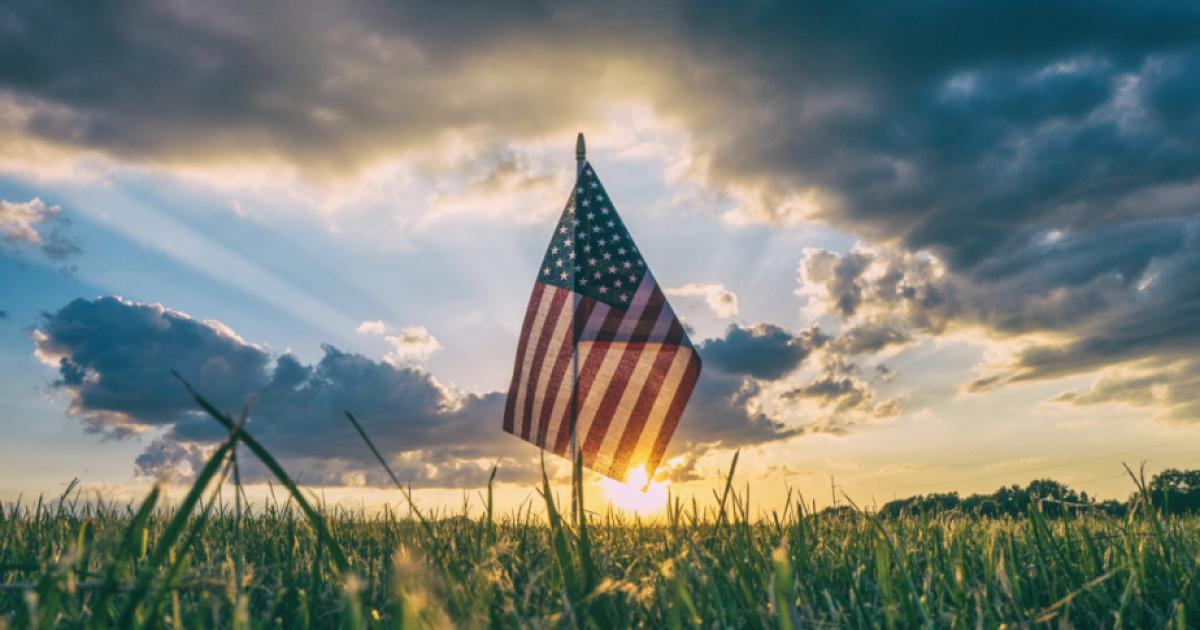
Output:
[{"xmin": 2, "ymin": 381, "xmax": 1198, "ymax": 628}]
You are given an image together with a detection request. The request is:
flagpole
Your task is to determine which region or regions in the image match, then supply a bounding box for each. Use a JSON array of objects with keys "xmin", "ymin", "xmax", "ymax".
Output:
[{"xmin": 571, "ymin": 132, "xmax": 585, "ymax": 524}]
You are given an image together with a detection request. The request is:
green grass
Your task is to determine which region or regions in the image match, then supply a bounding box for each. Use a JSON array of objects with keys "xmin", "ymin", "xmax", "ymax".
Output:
[{"xmin": 2, "ymin": 385, "xmax": 1199, "ymax": 628}]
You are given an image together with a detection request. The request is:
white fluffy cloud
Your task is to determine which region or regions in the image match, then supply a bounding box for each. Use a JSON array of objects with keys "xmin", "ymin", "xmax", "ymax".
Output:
[
  {"xmin": 666, "ymin": 283, "xmax": 739, "ymax": 319},
  {"xmin": 0, "ymin": 196, "xmax": 80, "ymax": 261},
  {"xmin": 1, "ymin": 197, "xmax": 58, "ymax": 245},
  {"xmin": 357, "ymin": 320, "xmax": 441, "ymax": 364}
]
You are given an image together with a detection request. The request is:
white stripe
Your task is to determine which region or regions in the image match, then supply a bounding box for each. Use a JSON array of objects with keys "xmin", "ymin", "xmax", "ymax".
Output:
[
  {"xmin": 613, "ymin": 277, "xmax": 656, "ymax": 339},
  {"xmin": 510, "ymin": 287, "xmax": 558, "ymax": 436},
  {"xmin": 571, "ymin": 340, "xmax": 630, "ymax": 456},
  {"xmin": 543, "ymin": 304, "xmax": 610, "ymax": 449},
  {"xmin": 627, "ymin": 348, "xmax": 695, "ymax": 470},
  {"xmin": 526, "ymin": 293, "xmax": 573, "ymax": 440},
  {"xmin": 592, "ymin": 342, "xmax": 669, "ymax": 476}
]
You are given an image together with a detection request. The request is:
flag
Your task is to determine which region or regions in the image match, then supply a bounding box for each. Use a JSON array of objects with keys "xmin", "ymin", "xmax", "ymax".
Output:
[{"xmin": 503, "ymin": 160, "xmax": 701, "ymax": 483}]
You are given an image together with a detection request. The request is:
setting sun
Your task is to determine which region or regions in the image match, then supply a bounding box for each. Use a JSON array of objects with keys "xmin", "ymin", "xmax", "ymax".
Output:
[{"xmin": 597, "ymin": 465, "xmax": 670, "ymax": 515}]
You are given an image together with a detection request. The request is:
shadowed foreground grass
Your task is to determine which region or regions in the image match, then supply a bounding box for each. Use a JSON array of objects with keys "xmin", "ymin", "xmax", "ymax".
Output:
[{"xmin": 2, "ymin": 385, "xmax": 1198, "ymax": 628}]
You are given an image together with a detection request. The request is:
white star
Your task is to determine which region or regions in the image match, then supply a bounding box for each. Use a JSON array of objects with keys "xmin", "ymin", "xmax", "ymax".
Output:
[
  {"xmin": 592, "ymin": 226, "xmax": 602, "ymax": 233},
  {"xmin": 555, "ymin": 259, "xmax": 563, "ymax": 267},
  {"xmin": 593, "ymin": 271, "xmax": 602, "ymax": 279},
  {"xmin": 560, "ymin": 271, "xmax": 568, "ymax": 280},
  {"xmin": 590, "ymin": 181, "xmax": 598, "ymax": 189},
  {"xmin": 583, "ymin": 245, "xmax": 591, "ymax": 253},
  {"xmin": 582, "ymin": 198, "xmax": 590, "ymax": 207},
  {"xmin": 577, "ymin": 187, "xmax": 584, "ymax": 193},
  {"xmin": 580, "ymin": 277, "xmax": 588, "ymax": 285},
  {"xmin": 617, "ymin": 247, "xmax": 626, "ymax": 255},
  {"xmin": 559, "ymin": 226, "xmax": 568, "ymax": 234},
  {"xmin": 607, "ymin": 220, "xmax": 615, "ymax": 228},
  {"xmin": 601, "ymin": 207, "xmax": 609, "ymax": 214},
  {"xmin": 551, "ymin": 246, "xmax": 559, "ymax": 254},
  {"xmin": 543, "ymin": 267, "xmax": 550, "ymax": 275},
  {"xmin": 619, "ymin": 293, "xmax": 628, "ymax": 302},
  {"xmin": 598, "ymin": 238, "xmax": 607, "ymax": 246},
  {"xmin": 588, "ymin": 257, "xmax": 597, "ymax": 265},
  {"xmin": 637, "ymin": 260, "xmax": 644, "ymax": 266},
  {"xmin": 628, "ymin": 274, "xmax": 635, "ymax": 282},
  {"xmin": 622, "ymin": 261, "xmax": 631, "ymax": 269},
  {"xmin": 598, "ymin": 286, "xmax": 608, "ymax": 294},
  {"xmin": 568, "ymin": 252, "xmax": 576, "ymax": 260},
  {"xmin": 608, "ymin": 265, "xmax": 617, "ymax": 274},
  {"xmin": 614, "ymin": 279, "xmax": 623, "ymax": 288},
  {"xmin": 564, "ymin": 239, "xmax": 572, "ymax": 247},
  {"xmin": 602, "ymin": 252, "xmax": 611, "ymax": 260},
  {"xmin": 586, "ymin": 168, "xmax": 593, "ymax": 176},
  {"xmin": 597, "ymin": 194, "xmax": 605, "ymax": 201},
  {"xmin": 574, "ymin": 265, "xmax": 582, "ymax": 272}
]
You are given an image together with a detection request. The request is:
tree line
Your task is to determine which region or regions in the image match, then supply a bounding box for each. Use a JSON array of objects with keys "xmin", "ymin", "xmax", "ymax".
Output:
[{"xmin": 868, "ymin": 468, "xmax": 1200, "ymax": 518}]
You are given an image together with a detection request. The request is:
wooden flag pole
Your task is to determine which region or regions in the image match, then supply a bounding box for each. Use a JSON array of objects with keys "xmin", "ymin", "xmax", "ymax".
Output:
[{"xmin": 571, "ymin": 132, "xmax": 585, "ymax": 524}]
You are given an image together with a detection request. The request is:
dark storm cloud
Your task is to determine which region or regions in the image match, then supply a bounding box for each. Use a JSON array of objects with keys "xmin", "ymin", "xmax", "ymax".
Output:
[
  {"xmin": 36, "ymin": 297, "xmax": 814, "ymax": 486},
  {"xmin": 14, "ymin": 0, "xmax": 1200, "ymax": 421},
  {"xmin": 34, "ymin": 297, "xmax": 536, "ymax": 486},
  {"xmin": 34, "ymin": 297, "xmax": 270, "ymax": 432},
  {"xmin": 699, "ymin": 323, "xmax": 827, "ymax": 380},
  {"xmin": 799, "ymin": 217, "xmax": 1200, "ymax": 413}
]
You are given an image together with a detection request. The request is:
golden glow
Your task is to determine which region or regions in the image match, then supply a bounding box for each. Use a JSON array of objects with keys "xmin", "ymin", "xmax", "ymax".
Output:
[{"xmin": 597, "ymin": 465, "xmax": 669, "ymax": 515}]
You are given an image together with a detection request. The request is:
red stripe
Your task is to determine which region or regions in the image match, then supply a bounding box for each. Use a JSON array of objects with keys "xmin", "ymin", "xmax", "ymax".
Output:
[
  {"xmin": 580, "ymin": 294, "xmax": 666, "ymax": 461},
  {"xmin": 606, "ymin": 341, "xmax": 682, "ymax": 479},
  {"xmin": 664, "ymin": 315, "xmax": 685, "ymax": 346},
  {"xmin": 543, "ymin": 303, "xmax": 611, "ymax": 456},
  {"xmin": 520, "ymin": 287, "xmax": 569, "ymax": 439},
  {"xmin": 580, "ymin": 344, "xmax": 646, "ymax": 463},
  {"xmin": 503, "ymin": 283, "xmax": 546, "ymax": 433},
  {"xmin": 644, "ymin": 350, "xmax": 701, "ymax": 479},
  {"xmin": 552, "ymin": 305, "xmax": 625, "ymax": 455},
  {"xmin": 534, "ymin": 297, "xmax": 597, "ymax": 447},
  {"xmin": 631, "ymin": 285, "xmax": 667, "ymax": 340}
]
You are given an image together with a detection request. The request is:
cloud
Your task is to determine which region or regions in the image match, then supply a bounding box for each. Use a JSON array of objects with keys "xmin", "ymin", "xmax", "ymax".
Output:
[
  {"xmin": 356, "ymin": 320, "xmax": 389, "ymax": 336},
  {"xmin": 666, "ymin": 283, "xmax": 739, "ymax": 319},
  {"xmin": 1051, "ymin": 359, "xmax": 1200, "ymax": 422},
  {"xmin": 33, "ymin": 297, "xmax": 270, "ymax": 436},
  {"xmin": 8, "ymin": 0, "xmax": 1196, "ymax": 435},
  {"xmin": 35, "ymin": 296, "xmax": 819, "ymax": 487},
  {"xmin": 699, "ymin": 323, "xmax": 828, "ymax": 380},
  {"xmin": 796, "ymin": 217, "xmax": 1200, "ymax": 419},
  {"xmin": 0, "ymin": 197, "xmax": 80, "ymax": 260},
  {"xmin": 356, "ymin": 320, "xmax": 441, "ymax": 364},
  {"xmin": 782, "ymin": 356, "xmax": 902, "ymax": 433}
]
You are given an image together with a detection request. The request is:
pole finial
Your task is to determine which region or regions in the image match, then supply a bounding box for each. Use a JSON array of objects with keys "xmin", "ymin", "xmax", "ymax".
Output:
[{"xmin": 575, "ymin": 132, "xmax": 586, "ymax": 162}]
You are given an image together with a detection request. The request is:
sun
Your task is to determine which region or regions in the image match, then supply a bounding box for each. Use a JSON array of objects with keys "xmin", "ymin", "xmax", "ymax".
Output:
[{"xmin": 597, "ymin": 465, "xmax": 670, "ymax": 515}]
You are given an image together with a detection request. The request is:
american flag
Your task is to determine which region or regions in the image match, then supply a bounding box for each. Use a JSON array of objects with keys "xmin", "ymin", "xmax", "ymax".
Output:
[{"xmin": 503, "ymin": 161, "xmax": 701, "ymax": 483}]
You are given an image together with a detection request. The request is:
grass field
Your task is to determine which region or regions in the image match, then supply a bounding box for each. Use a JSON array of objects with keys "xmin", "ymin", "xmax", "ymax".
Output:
[{"xmin": 3, "ymin": 387, "xmax": 1198, "ymax": 628}]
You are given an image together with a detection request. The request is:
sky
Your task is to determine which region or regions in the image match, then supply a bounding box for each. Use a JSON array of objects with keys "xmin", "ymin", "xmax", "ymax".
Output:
[{"xmin": 2, "ymin": 1, "xmax": 1199, "ymax": 514}]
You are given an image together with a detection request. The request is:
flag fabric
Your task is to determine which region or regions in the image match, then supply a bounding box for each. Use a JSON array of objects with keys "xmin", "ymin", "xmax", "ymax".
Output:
[{"xmin": 503, "ymin": 161, "xmax": 701, "ymax": 483}]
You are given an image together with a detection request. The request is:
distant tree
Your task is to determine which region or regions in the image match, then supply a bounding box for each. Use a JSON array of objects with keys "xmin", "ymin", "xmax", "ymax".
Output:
[
  {"xmin": 881, "ymin": 492, "xmax": 961, "ymax": 517},
  {"xmin": 1147, "ymin": 469, "xmax": 1200, "ymax": 514},
  {"xmin": 1025, "ymin": 479, "xmax": 1081, "ymax": 516},
  {"xmin": 877, "ymin": 476, "xmax": 1136, "ymax": 519}
]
